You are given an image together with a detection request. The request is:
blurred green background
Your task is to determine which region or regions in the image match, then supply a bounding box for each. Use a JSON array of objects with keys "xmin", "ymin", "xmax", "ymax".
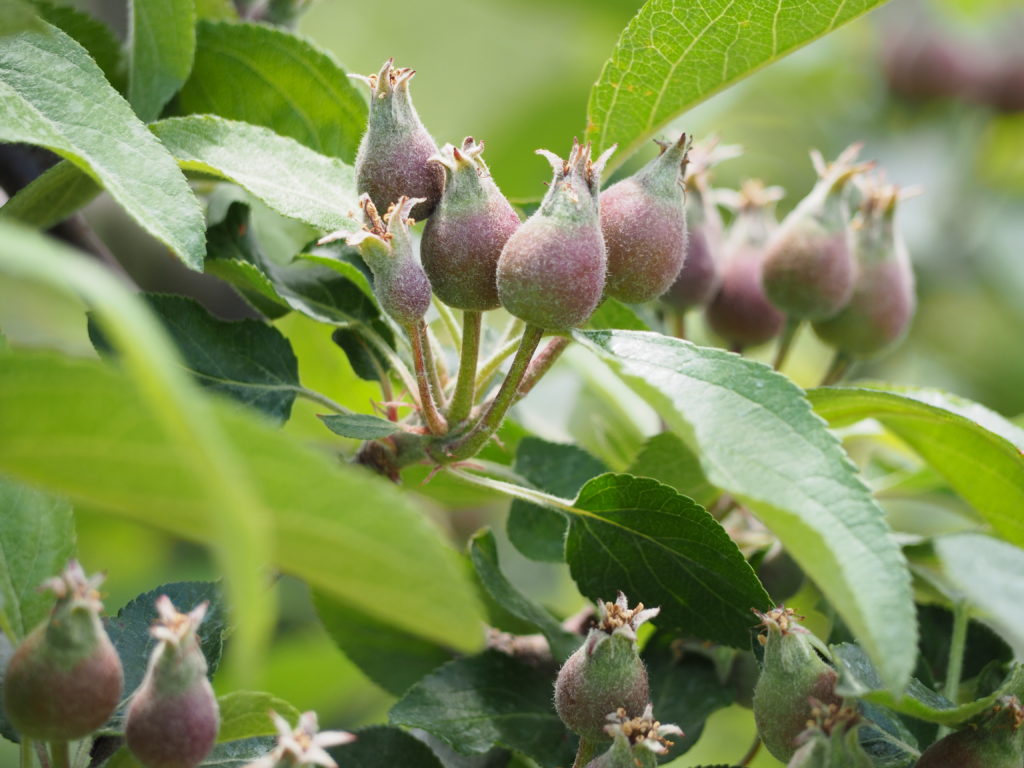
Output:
[{"xmin": 2, "ymin": 0, "xmax": 1024, "ymax": 765}]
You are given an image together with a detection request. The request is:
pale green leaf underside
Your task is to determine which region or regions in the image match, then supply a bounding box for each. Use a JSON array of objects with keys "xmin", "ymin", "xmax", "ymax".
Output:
[
  {"xmin": 932, "ymin": 534, "xmax": 1024, "ymax": 659},
  {"xmin": 152, "ymin": 116, "xmax": 360, "ymax": 234},
  {"xmin": 575, "ymin": 329, "xmax": 916, "ymax": 692},
  {"xmin": 0, "ymin": 23, "xmax": 205, "ymax": 268},
  {"xmin": 587, "ymin": 0, "xmax": 890, "ymax": 172},
  {"xmin": 129, "ymin": 0, "xmax": 196, "ymax": 122},
  {"xmin": 0, "ymin": 352, "xmax": 484, "ymax": 654},
  {"xmin": 834, "ymin": 642, "xmax": 1024, "ymax": 727},
  {"xmin": 0, "ymin": 159, "xmax": 100, "ymax": 230},
  {"xmin": 809, "ymin": 386, "xmax": 1024, "ymax": 548}
]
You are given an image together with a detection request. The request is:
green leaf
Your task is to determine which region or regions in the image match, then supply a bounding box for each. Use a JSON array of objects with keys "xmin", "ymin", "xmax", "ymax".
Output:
[
  {"xmin": 469, "ymin": 529, "xmax": 580, "ymax": 662},
  {"xmin": 0, "ymin": 159, "xmax": 100, "ymax": 230},
  {"xmin": 0, "ymin": 0, "xmax": 43, "ymax": 36},
  {"xmin": 0, "ymin": 476, "xmax": 75, "ymax": 640},
  {"xmin": 587, "ymin": 0, "xmax": 890, "ymax": 172},
  {"xmin": 566, "ymin": 474, "xmax": 770, "ymax": 647},
  {"xmin": 930, "ymin": 534, "xmax": 1024, "ymax": 657},
  {"xmin": 151, "ymin": 116, "xmax": 361, "ymax": 234},
  {"xmin": 586, "ymin": 298, "xmax": 651, "ymax": 332},
  {"xmin": 105, "ymin": 581, "xmax": 227, "ymax": 728},
  {"xmin": 32, "ymin": 1, "xmax": 123, "ymax": 89},
  {"xmin": 809, "ymin": 386, "xmax": 1024, "ymax": 548},
  {"xmin": 0, "ymin": 352, "xmax": 485, "ymax": 655},
  {"xmin": 506, "ymin": 438, "xmax": 606, "ymax": 563},
  {"xmin": 0, "ymin": 220, "xmax": 273, "ymax": 682},
  {"xmin": 216, "ymin": 691, "xmax": 300, "ymax": 743},
  {"xmin": 128, "ymin": 0, "xmax": 196, "ymax": 121},
  {"xmin": 643, "ymin": 632, "xmax": 735, "ymax": 757},
  {"xmin": 833, "ymin": 642, "xmax": 1024, "ymax": 727},
  {"xmin": 178, "ymin": 21, "xmax": 366, "ymax": 162},
  {"xmin": 314, "ymin": 590, "xmax": 452, "ymax": 698},
  {"xmin": 329, "ymin": 726, "xmax": 444, "ymax": 768},
  {"xmin": 389, "ymin": 650, "xmax": 577, "ymax": 768},
  {"xmin": 574, "ymin": 330, "xmax": 916, "ymax": 692},
  {"xmin": 195, "ymin": 0, "xmax": 237, "ymax": 21},
  {"xmin": 90, "ymin": 293, "xmax": 301, "ymax": 425},
  {"xmin": 0, "ymin": 23, "xmax": 205, "ymax": 268},
  {"xmin": 318, "ymin": 413, "xmax": 399, "ymax": 440},
  {"xmin": 627, "ymin": 432, "xmax": 717, "ymax": 509}
]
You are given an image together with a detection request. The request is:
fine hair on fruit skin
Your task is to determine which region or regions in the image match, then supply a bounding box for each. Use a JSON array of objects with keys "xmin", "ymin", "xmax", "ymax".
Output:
[
  {"xmin": 421, "ymin": 137, "xmax": 521, "ymax": 311},
  {"xmin": 496, "ymin": 139, "xmax": 614, "ymax": 330},
  {"xmin": 354, "ymin": 58, "xmax": 444, "ymax": 221},
  {"xmin": 599, "ymin": 133, "xmax": 690, "ymax": 304},
  {"xmin": 704, "ymin": 180, "xmax": 786, "ymax": 348},
  {"xmin": 3, "ymin": 562, "xmax": 124, "ymax": 742},
  {"xmin": 124, "ymin": 597, "xmax": 219, "ymax": 768}
]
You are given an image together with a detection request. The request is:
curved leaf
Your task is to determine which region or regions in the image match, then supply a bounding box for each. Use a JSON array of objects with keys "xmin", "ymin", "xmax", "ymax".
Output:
[
  {"xmin": 216, "ymin": 691, "xmax": 300, "ymax": 743},
  {"xmin": 587, "ymin": 0, "xmax": 890, "ymax": 171},
  {"xmin": 809, "ymin": 386, "xmax": 1024, "ymax": 547},
  {"xmin": 33, "ymin": 1, "xmax": 123, "ymax": 89},
  {"xmin": 178, "ymin": 21, "xmax": 366, "ymax": 162},
  {"xmin": 566, "ymin": 474, "xmax": 770, "ymax": 647},
  {"xmin": 0, "ymin": 351, "xmax": 485, "ymax": 654},
  {"xmin": 574, "ymin": 329, "xmax": 916, "ymax": 692},
  {"xmin": 389, "ymin": 650, "xmax": 577, "ymax": 767},
  {"xmin": 0, "ymin": 23, "xmax": 205, "ymax": 268},
  {"xmin": 0, "ymin": 159, "xmax": 100, "ymax": 230},
  {"xmin": 128, "ymin": 0, "xmax": 196, "ymax": 121},
  {"xmin": 833, "ymin": 642, "xmax": 1024, "ymax": 727},
  {"xmin": 151, "ymin": 116, "xmax": 360, "ymax": 234}
]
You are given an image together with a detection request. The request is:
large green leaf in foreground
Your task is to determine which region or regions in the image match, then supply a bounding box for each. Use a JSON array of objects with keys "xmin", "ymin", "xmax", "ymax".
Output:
[
  {"xmin": 0, "ymin": 22, "xmax": 205, "ymax": 268},
  {"xmin": 587, "ymin": 0, "xmax": 890, "ymax": 171},
  {"xmin": 809, "ymin": 386, "xmax": 1024, "ymax": 547},
  {"xmin": 575, "ymin": 330, "xmax": 916, "ymax": 692},
  {"xmin": 0, "ymin": 351, "xmax": 484, "ymax": 654}
]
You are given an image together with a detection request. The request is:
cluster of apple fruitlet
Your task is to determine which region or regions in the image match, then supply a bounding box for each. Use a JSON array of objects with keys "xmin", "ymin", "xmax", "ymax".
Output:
[{"xmin": 332, "ymin": 59, "xmax": 917, "ymax": 480}]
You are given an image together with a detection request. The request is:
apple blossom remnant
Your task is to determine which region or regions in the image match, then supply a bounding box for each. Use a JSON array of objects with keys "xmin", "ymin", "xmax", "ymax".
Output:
[{"xmin": 244, "ymin": 710, "xmax": 356, "ymax": 768}]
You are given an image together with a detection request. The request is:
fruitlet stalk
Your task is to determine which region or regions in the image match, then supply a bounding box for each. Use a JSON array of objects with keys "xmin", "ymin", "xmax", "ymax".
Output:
[
  {"xmin": 48, "ymin": 743, "xmax": 68, "ymax": 768},
  {"xmin": 447, "ymin": 310, "xmax": 482, "ymax": 424},
  {"xmin": 409, "ymin": 320, "xmax": 448, "ymax": 435},
  {"xmin": 435, "ymin": 324, "xmax": 544, "ymax": 462}
]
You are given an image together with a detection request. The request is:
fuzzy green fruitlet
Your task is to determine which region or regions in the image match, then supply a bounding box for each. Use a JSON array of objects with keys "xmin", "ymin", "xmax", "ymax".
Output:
[
  {"xmin": 125, "ymin": 597, "xmax": 219, "ymax": 768},
  {"xmin": 705, "ymin": 180, "xmax": 786, "ymax": 348},
  {"xmin": 761, "ymin": 144, "xmax": 870, "ymax": 321},
  {"xmin": 813, "ymin": 178, "xmax": 916, "ymax": 358},
  {"xmin": 600, "ymin": 133, "xmax": 690, "ymax": 304},
  {"xmin": 496, "ymin": 139, "xmax": 614, "ymax": 330},
  {"xmin": 752, "ymin": 607, "xmax": 841, "ymax": 763},
  {"xmin": 915, "ymin": 696, "xmax": 1024, "ymax": 768},
  {"xmin": 354, "ymin": 59, "xmax": 443, "ymax": 221},
  {"xmin": 421, "ymin": 138, "xmax": 521, "ymax": 311},
  {"xmin": 554, "ymin": 593, "xmax": 657, "ymax": 743},
  {"xmin": 3, "ymin": 561, "xmax": 123, "ymax": 741}
]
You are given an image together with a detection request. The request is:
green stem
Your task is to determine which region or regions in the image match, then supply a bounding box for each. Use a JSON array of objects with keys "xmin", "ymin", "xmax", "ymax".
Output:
[
  {"xmin": 448, "ymin": 467, "xmax": 576, "ymax": 512},
  {"xmin": 738, "ymin": 734, "xmax": 761, "ymax": 766},
  {"xmin": 572, "ymin": 738, "xmax": 601, "ymax": 768},
  {"xmin": 20, "ymin": 738, "xmax": 33, "ymax": 768},
  {"xmin": 820, "ymin": 350, "xmax": 854, "ymax": 386},
  {"xmin": 514, "ymin": 335, "xmax": 569, "ymax": 403},
  {"xmin": 475, "ymin": 322, "xmax": 524, "ymax": 393},
  {"xmin": 295, "ymin": 387, "xmax": 352, "ymax": 415},
  {"xmin": 773, "ymin": 316, "xmax": 800, "ymax": 371},
  {"xmin": 361, "ymin": 323, "xmax": 419, "ymax": 398},
  {"xmin": 423, "ymin": 323, "xmax": 448, "ymax": 405},
  {"xmin": 432, "ymin": 295, "xmax": 462, "ymax": 348},
  {"xmin": 435, "ymin": 325, "xmax": 544, "ymax": 462},
  {"xmin": 408, "ymin": 321, "xmax": 448, "ymax": 436},
  {"xmin": 447, "ymin": 311, "xmax": 482, "ymax": 425},
  {"xmin": 49, "ymin": 742, "xmax": 68, "ymax": 768},
  {"xmin": 937, "ymin": 601, "xmax": 969, "ymax": 738}
]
